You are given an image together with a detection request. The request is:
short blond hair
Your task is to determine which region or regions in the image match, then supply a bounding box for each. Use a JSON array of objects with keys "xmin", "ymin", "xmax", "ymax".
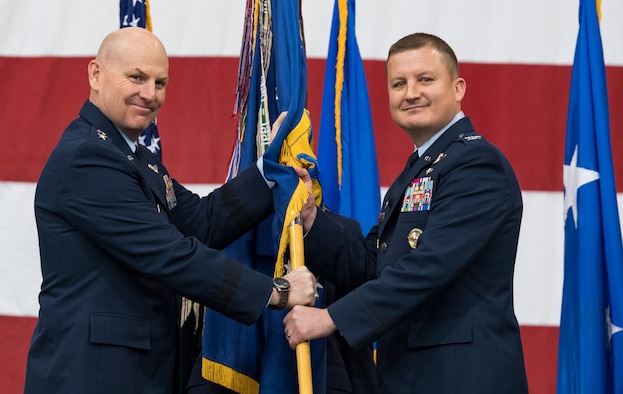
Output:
[{"xmin": 387, "ymin": 32, "xmax": 459, "ymax": 78}]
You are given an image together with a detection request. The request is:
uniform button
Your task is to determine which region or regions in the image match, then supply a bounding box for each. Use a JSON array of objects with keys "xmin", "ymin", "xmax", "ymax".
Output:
[{"xmin": 379, "ymin": 242, "xmax": 388, "ymax": 253}]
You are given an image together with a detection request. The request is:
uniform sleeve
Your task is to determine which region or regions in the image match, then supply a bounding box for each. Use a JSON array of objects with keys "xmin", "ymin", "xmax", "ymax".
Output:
[
  {"xmin": 58, "ymin": 139, "xmax": 273, "ymax": 325},
  {"xmin": 169, "ymin": 164, "xmax": 274, "ymax": 250}
]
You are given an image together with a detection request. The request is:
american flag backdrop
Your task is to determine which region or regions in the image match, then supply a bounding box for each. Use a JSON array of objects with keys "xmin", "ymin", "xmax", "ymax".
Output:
[
  {"xmin": 1, "ymin": 1, "xmax": 622, "ymax": 393},
  {"xmin": 120, "ymin": 0, "xmax": 163, "ymax": 160}
]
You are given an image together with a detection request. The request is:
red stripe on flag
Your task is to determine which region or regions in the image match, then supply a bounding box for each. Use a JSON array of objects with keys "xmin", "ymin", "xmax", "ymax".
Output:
[
  {"xmin": 520, "ymin": 325, "xmax": 559, "ymax": 394},
  {"xmin": 1, "ymin": 57, "xmax": 622, "ymax": 190},
  {"xmin": 0, "ymin": 318, "xmax": 558, "ymax": 394},
  {"xmin": 0, "ymin": 315, "xmax": 37, "ymax": 394},
  {"xmin": 0, "ymin": 57, "xmax": 87, "ymax": 182}
]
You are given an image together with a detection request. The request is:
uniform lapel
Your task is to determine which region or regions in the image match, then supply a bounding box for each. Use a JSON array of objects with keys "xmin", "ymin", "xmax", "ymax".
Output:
[
  {"xmin": 378, "ymin": 117, "xmax": 475, "ymax": 235},
  {"xmin": 134, "ymin": 146, "xmax": 169, "ymax": 209},
  {"xmin": 79, "ymin": 100, "xmax": 171, "ymax": 211}
]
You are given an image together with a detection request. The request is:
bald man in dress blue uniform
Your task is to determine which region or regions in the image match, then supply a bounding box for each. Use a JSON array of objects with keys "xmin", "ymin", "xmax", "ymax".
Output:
[
  {"xmin": 284, "ymin": 33, "xmax": 528, "ymax": 393},
  {"xmin": 24, "ymin": 27, "xmax": 316, "ymax": 394}
]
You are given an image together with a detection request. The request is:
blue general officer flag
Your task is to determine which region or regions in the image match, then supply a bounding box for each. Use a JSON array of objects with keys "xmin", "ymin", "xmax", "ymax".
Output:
[
  {"xmin": 318, "ymin": 0, "xmax": 380, "ymax": 233},
  {"xmin": 119, "ymin": 0, "xmax": 162, "ymax": 160},
  {"xmin": 557, "ymin": 1, "xmax": 623, "ymax": 393}
]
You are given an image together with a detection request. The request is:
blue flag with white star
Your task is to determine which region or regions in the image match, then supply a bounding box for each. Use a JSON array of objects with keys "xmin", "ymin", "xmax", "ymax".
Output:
[
  {"xmin": 557, "ymin": 1, "xmax": 623, "ymax": 392},
  {"xmin": 119, "ymin": 0, "xmax": 162, "ymax": 160}
]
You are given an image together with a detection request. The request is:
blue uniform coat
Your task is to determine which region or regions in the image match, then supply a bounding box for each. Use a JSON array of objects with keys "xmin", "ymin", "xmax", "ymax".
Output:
[
  {"xmin": 25, "ymin": 101, "xmax": 275, "ymax": 394},
  {"xmin": 304, "ymin": 117, "xmax": 528, "ymax": 393}
]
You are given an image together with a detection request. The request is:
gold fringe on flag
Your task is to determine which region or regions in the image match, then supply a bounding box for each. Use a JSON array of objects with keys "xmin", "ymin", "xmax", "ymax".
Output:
[
  {"xmin": 334, "ymin": 0, "xmax": 348, "ymax": 189},
  {"xmin": 596, "ymin": 0, "xmax": 602, "ymax": 21},
  {"xmin": 145, "ymin": 0, "xmax": 153, "ymax": 32},
  {"xmin": 272, "ymin": 109, "xmax": 321, "ymax": 277},
  {"xmin": 202, "ymin": 358, "xmax": 260, "ymax": 394}
]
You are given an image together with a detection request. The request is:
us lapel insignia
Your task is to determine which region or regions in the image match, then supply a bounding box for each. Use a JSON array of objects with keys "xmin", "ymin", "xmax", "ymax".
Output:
[
  {"xmin": 97, "ymin": 129, "xmax": 108, "ymax": 140},
  {"xmin": 407, "ymin": 228, "xmax": 423, "ymax": 249},
  {"xmin": 148, "ymin": 164, "xmax": 159, "ymax": 173},
  {"xmin": 127, "ymin": 155, "xmax": 134, "ymax": 161},
  {"xmin": 163, "ymin": 174, "xmax": 177, "ymax": 210}
]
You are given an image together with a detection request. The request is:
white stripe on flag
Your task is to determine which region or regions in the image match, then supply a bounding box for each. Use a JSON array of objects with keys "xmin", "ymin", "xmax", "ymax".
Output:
[
  {"xmin": 1, "ymin": 0, "xmax": 622, "ymax": 64},
  {"xmin": 6, "ymin": 180, "xmax": 623, "ymax": 326}
]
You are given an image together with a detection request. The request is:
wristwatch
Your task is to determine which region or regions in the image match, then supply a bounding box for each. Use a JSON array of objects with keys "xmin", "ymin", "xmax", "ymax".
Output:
[{"xmin": 270, "ymin": 277, "xmax": 290, "ymax": 310}]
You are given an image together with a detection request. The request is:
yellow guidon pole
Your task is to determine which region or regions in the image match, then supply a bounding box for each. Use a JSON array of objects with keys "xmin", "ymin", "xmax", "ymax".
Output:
[{"xmin": 289, "ymin": 215, "xmax": 313, "ymax": 394}]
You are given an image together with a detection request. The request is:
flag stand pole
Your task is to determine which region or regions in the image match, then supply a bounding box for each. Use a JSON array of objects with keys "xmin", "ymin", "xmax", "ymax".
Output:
[{"xmin": 289, "ymin": 215, "xmax": 313, "ymax": 394}]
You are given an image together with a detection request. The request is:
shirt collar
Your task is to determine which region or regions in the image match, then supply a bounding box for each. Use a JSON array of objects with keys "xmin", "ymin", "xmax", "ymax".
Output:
[
  {"xmin": 416, "ymin": 111, "xmax": 465, "ymax": 157},
  {"xmin": 117, "ymin": 127, "xmax": 138, "ymax": 153}
]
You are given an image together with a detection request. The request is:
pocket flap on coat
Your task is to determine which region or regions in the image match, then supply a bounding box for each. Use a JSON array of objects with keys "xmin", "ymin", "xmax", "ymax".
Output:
[
  {"xmin": 408, "ymin": 314, "xmax": 472, "ymax": 348},
  {"xmin": 90, "ymin": 313, "xmax": 151, "ymax": 350}
]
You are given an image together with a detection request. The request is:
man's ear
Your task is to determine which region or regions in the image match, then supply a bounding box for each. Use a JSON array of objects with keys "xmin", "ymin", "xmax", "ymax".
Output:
[
  {"xmin": 87, "ymin": 60, "xmax": 100, "ymax": 90},
  {"xmin": 454, "ymin": 77, "xmax": 466, "ymax": 102}
]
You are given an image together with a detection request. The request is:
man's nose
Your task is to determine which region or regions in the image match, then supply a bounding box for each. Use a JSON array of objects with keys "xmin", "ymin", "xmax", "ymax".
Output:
[
  {"xmin": 405, "ymin": 82, "xmax": 421, "ymax": 99},
  {"xmin": 139, "ymin": 82, "xmax": 157, "ymax": 101}
]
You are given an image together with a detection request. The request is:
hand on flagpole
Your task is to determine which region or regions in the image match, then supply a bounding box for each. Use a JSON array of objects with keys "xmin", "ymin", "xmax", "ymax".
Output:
[
  {"xmin": 283, "ymin": 306, "xmax": 337, "ymax": 349},
  {"xmin": 274, "ymin": 267, "xmax": 317, "ymax": 308},
  {"xmin": 294, "ymin": 167, "xmax": 317, "ymax": 233}
]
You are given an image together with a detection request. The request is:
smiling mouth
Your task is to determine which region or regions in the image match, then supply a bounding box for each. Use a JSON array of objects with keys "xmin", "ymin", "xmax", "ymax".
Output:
[{"xmin": 131, "ymin": 104, "xmax": 154, "ymax": 114}]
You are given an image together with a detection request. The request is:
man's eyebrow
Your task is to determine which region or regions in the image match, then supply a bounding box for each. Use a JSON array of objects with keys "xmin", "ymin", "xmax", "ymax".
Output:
[
  {"xmin": 134, "ymin": 67, "xmax": 168, "ymax": 80},
  {"xmin": 128, "ymin": 67, "xmax": 147, "ymax": 75}
]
